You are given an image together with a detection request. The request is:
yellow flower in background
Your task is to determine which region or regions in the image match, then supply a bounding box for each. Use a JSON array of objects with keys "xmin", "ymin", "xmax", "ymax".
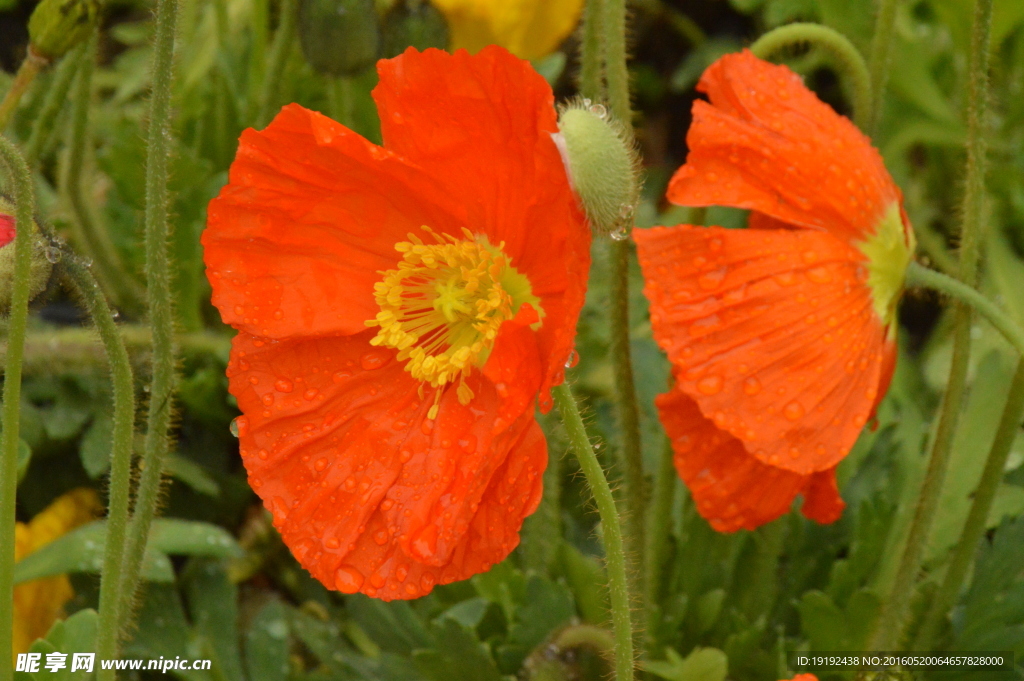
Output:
[
  {"xmin": 432, "ymin": 0, "xmax": 584, "ymax": 60},
  {"xmin": 13, "ymin": 488, "xmax": 102, "ymax": 655}
]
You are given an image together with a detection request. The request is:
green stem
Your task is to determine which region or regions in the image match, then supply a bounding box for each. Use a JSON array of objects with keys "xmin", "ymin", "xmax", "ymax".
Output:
[
  {"xmin": 0, "ymin": 50, "xmax": 48, "ymax": 132},
  {"xmin": 913, "ymin": 360, "xmax": 1024, "ymax": 651},
  {"xmin": 65, "ymin": 34, "xmax": 146, "ymax": 313},
  {"xmin": 0, "ymin": 135, "xmax": 37, "ymax": 681},
  {"xmin": 631, "ymin": 0, "xmax": 704, "ymax": 47},
  {"xmin": 749, "ymin": 22, "xmax": 872, "ymax": 130},
  {"xmin": 643, "ymin": 437, "xmax": 676, "ymax": 658},
  {"xmin": 328, "ymin": 77, "xmax": 355, "ymax": 128},
  {"xmin": 24, "ymin": 45, "xmax": 84, "ymax": 167},
  {"xmin": 578, "ymin": 0, "xmax": 605, "ymax": 101},
  {"xmin": 869, "ymin": 0, "xmax": 993, "ymax": 649},
  {"xmin": 867, "ymin": 0, "xmax": 900, "ymax": 134},
  {"xmin": 599, "ymin": 0, "xmax": 646, "ymax": 611},
  {"xmin": 118, "ymin": 0, "xmax": 180, "ymax": 626},
  {"xmin": 257, "ymin": 0, "xmax": 297, "ymax": 127},
  {"xmin": 59, "ymin": 253, "xmax": 136, "ymax": 681},
  {"xmin": 553, "ymin": 384, "xmax": 634, "ymax": 680},
  {"xmin": 905, "ymin": 263, "xmax": 1024, "ymax": 359}
]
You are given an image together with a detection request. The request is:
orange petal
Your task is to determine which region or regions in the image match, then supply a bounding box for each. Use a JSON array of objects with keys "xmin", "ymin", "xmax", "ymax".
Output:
[
  {"xmin": 373, "ymin": 47, "xmax": 590, "ymax": 408},
  {"xmin": 656, "ymin": 386, "xmax": 844, "ymax": 532},
  {"xmin": 667, "ymin": 50, "xmax": 900, "ymax": 245},
  {"xmin": 635, "ymin": 224, "xmax": 892, "ymax": 475},
  {"xmin": 227, "ymin": 329, "xmax": 545, "ymax": 599},
  {"xmin": 203, "ymin": 104, "xmax": 467, "ymax": 340}
]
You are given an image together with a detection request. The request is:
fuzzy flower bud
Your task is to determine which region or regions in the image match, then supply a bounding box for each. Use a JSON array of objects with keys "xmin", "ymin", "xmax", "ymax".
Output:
[
  {"xmin": 382, "ymin": 0, "xmax": 449, "ymax": 58},
  {"xmin": 0, "ymin": 199, "xmax": 53, "ymax": 310},
  {"xmin": 298, "ymin": 0, "xmax": 381, "ymax": 77},
  {"xmin": 553, "ymin": 100, "xmax": 641, "ymax": 237},
  {"xmin": 27, "ymin": 0, "xmax": 100, "ymax": 62}
]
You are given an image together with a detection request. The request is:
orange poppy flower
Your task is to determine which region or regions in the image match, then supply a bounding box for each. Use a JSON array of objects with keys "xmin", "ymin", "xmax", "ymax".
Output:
[
  {"xmin": 202, "ymin": 46, "xmax": 589, "ymax": 599},
  {"xmin": 783, "ymin": 676, "xmax": 818, "ymax": 681},
  {"xmin": 0, "ymin": 212, "xmax": 14, "ymax": 247},
  {"xmin": 635, "ymin": 50, "xmax": 914, "ymax": 532}
]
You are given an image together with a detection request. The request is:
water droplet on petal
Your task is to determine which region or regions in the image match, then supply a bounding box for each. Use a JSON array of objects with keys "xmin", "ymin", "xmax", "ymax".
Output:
[
  {"xmin": 743, "ymin": 377, "xmax": 762, "ymax": 395},
  {"xmin": 335, "ymin": 566, "xmax": 364, "ymax": 593},
  {"xmin": 696, "ymin": 375, "xmax": 724, "ymax": 395},
  {"xmin": 564, "ymin": 349, "xmax": 579, "ymax": 368},
  {"xmin": 275, "ymin": 379, "xmax": 293, "ymax": 393},
  {"xmin": 783, "ymin": 401, "xmax": 805, "ymax": 421},
  {"xmin": 229, "ymin": 418, "xmax": 241, "ymax": 438},
  {"xmin": 360, "ymin": 351, "xmax": 390, "ymax": 371},
  {"xmin": 610, "ymin": 226, "xmax": 629, "ymax": 241}
]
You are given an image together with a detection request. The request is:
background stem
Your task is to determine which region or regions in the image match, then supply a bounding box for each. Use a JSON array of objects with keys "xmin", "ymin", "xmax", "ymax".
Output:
[
  {"xmin": 0, "ymin": 51, "xmax": 47, "ymax": 132},
  {"xmin": 867, "ymin": 0, "xmax": 899, "ymax": 134},
  {"xmin": 117, "ymin": 0, "xmax": 180, "ymax": 625},
  {"xmin": 257, "ymin": 0, "xmax": 297, "ymax": 127},
  {"xmin": 749, "ymin": 22, "xmax": 872, "ymax": 130},
  {"xmin": 869, "ymin": 0, "xmax": 993, "ymax": 649},
  {"xmin": 643, "ymin": 437, "xmax": 676, "ymax": 658},
  {"xmin": 0, "ymin": 135, "xmax": 37, "ymax": 681},
  {"xmin": 553, "ymin": 384, "xmax": 634, "ymax": 680},
  {"xmin": 24, "ymin": 45, "xmax": 84, "ymax": 167}
]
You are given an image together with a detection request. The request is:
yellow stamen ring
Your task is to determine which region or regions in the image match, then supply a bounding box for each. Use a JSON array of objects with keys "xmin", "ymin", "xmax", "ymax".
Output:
[{"xmin": 366, "ymin": 227, "xmax": 542, "ymax": 418}]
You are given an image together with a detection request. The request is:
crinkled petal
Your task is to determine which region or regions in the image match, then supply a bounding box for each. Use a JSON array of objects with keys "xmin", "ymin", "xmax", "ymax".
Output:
[
  {"xmin": 203, "ymin": 104, "xmax": 467, "ymax": 340},
  {"xmin": 373, "ymin": 47, "xmax": 590, "ymax": 408},
  {"xmin": 656, "ymin": 386, "xmax": 844, "ymax": 532},
  {"xmin": 635, "ymin": 224, "xmax": 892, "ymax": 475},
  {"xmin": 227, "ymin": 328, "xmax": 545, "ymax": 600},
  {"xmin": 667, "ymin": 50, "xmax": 900, "ymax": 244}
]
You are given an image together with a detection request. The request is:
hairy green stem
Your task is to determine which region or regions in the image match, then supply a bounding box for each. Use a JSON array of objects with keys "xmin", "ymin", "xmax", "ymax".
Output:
[
  {"xmin": 0, "ymin": 51, "xmax": 48, "ymax": 132},
  {"xmin": 913, "ymin": 361, "xmax": 1024, "ymax": 651},
  {"xmin": 905, "ymin": 263, "xmax": 1024, "ymax": 359},
  {"xmin": 65, "ymin": 34, "xmax": 146, "ymax": 312},
  {"xmin": 24, "ymin": 45, "xmax": 84, "ymax": 167},
  {"xmin": 118, "ymin": 0, "xmax": 180, "ymax": 626},
  {"xmin": 597, "ymin": 0, "xmax": 647, "ymax": 613},
  {"xmin": 749, "ymin": 22, "xmax": 872, "ymax": 130},
  {"xmin": 257, "ymin": 0, "xmax": 297, "ymax": 127},
  {"xmin": 867, "ymin": 0, "xmax": 900, "ymax": 134},
  {"xmin": 59, "ymin": 253, "xmax": 137, "ymax": 681},
  {"xmin": 869, "ymin": 0, "xmax": 993, "ymax": 649},
  {"xmin": 553, "ymin": 384, "xmax": 634, "ymax": 680},
  {"xmin": 0, "ymin": 135, "xmax": 37, "ymax": 681},
  {"xmin": 643, "ymin": 437, "xmax": 676, "ymax": 657},
  {"xmin": 578, "ymin": 0, "xmax": 605, "ymax": 100}
]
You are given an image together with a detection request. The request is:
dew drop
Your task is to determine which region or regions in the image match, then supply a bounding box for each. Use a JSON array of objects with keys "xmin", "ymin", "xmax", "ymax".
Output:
[
  {"xmin": 334, "ymin": 566, "xmax": 364, "ymax": 593},
  {"xmin": 314, "ymin": 458, "xmax": 328, "ymax": 471},
  {"xmin": 324, "ymin": 537, "xmax": 340, "ymax": 549},
  {"xmin": 229, "ymin": 418, "xmax": 240, "ymax": 438},
  {"xmin": 360, "ymin": 351, "xmax": 390, "ymax": 371},
  {"xmin": 609, "ymin": 226, "xmax": 629, "ymax": 241},
  {"xmin": 396, "ymin": 565, "xmax": 409, "ymax": 582},
  {"xmin": 304, "ymin": 388, "xmax": 319, "ymax": 401},
  {"xmin": 742, "ymin": 377, "xmax": 762, "ymax": 395},
  {"xmin": 564, "ymin": 349, "xmax": 579, "ymax": 368},
  {"xmin": 698, "ymin": 267, "xmax": 728, "ymax": 290},
  {"xmin": 783, "ymin": 401, "xmax": 805, "ymax": 421},
  {"xmin": 44, "ymin": 246, "xmax": 62, "ymax": 263},
  {"xmin": 374, "ymin": 530, "xmax": 389, "ymax": 545},
  {"xmin": 589, "ymin": 103, "xmax": 607, "ymax": 118},
  {"xmin": 275, "ymin": 379, "xmax": 293, "ymax": 393},
  {"xmin": 257, "ymin": 449, "xmax": 269, "ymax": 460},
  {"xmin": 696, "ymin": 375, "xmax": 723, "ymax": 395}
]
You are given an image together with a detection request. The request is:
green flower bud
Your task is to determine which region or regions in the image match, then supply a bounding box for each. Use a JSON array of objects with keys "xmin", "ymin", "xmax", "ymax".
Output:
[
  {"xmin": 0, "ymin": 198, "xmax": 54, "ymax": 311},
  {"xmin": 554, "ymin": 100, "xmax": 641, "ymax": 237},
  {"xmin": 381, "ymin": 0, "xmax": 449, "ymax": 58},
  {"xmin": 27, "ymin": 0, "xmax": 100, "ymax": 62},
  {"xmin": 298, "ymin": 0, "xmax": 382, "ymax": 77}
]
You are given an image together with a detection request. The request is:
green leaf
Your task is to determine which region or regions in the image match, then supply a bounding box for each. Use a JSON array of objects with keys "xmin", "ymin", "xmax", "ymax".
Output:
[
  {"xmin": 495, "ymin": 575, "xmax": 576, "ymax": 672},
  {"xmin": 245, "ymin": 600, "xmax": 291, "ymax": 681},
  {"xmin": 954, "ymin": 516, "xmax": 1024, "ymax": 654},
  {"xmin": 798, "ymin": 589, "xmax": 881, "ymax": 651},
  {"xmin": 413, "ymin": 617, "xmax": 503, "ymax": 681},
  {"xmin": 15, "ymin": 610, "xmax": 98, "ymax": 681},
  {"xmin": 695, "ymin": 589, "xmax": 725, "ymax": 635},
  {"xmin": 556, "ymin": 541, "xmax": 608, "ymax": 624},
  {"xmin": 148, "ymin": 518, "xmax": 242, "ymax": 558},
  {"xmin": 183, "ymin": 559, "xmax": 245, "ymax": 681},
  {"xmin": 17, "ymin": 438, "xmax": 31, "ymax": 483},
  {"xmin": 437, "ymin": 597, "xmax": 491, "ymax": 630},
  {"xmin": 165, "ymin": 454, "xmax": 221, "ymax": 497},
  {"xmin": 646, "ymin": 647, "xmax": 728, "ymax": 681},
  {"xmin": 79, "ymin": 415, "xmax": 112, "ymax": 479},
  {"xmin": 347, "ymin": 595, "xmax": 433, "ymax": 656}
]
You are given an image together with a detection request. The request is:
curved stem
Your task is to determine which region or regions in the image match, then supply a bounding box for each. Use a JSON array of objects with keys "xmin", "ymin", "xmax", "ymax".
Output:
[
  {"xmin": 913, "ymin": 360, "xmax": 1024, "ymax": 651},
  {"xmin": 257, "ymin": 0, "xmax": 297, "ymax": 127},
  {"xmin": 749, "ymin": 22, "xmax": 872, "ymax": 130},
  {"xmin": 643, "ymin": 437, "xmax": 676, "ymax": 658},
  {"xmin": 905, "ymin": 263, "xmax": 1024, "ymax": 359},
  {"xmin": 0, "ymin": 50, "xmax": 48, "ymax": 131},
  {"xmin": 65, "ymin": 33, "xmax": 146, "ymax": 312},
  {"xmin": 118, "ymin": 0, "xmax": 179, "ymax": 626},
  {"xmin": 59, "ymin": 253, "xmax": 136, "ymax": 681},
  {"xmin": 553, "ymin": 384, "xmax": 634, "ymax": 680},
  {"xmin": 869, "ymin": 0, "xmax": 993, "ymax": 649},
  {"xmin": 867, "ymin": 0, "xmax": 900, "ymax": 134},
  {"xmin": 23, "ymin": 45, "xmax": 84, "ymax": 166},
  {"xmin": 0, "ymin": 135, "xmax": 37, "ymax": 681}
]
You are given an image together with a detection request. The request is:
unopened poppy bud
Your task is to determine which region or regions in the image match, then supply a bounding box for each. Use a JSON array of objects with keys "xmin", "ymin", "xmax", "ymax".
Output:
[
  {"xmin": 382, "ymin": 0, "xmax": 449, "ymax": 58},
  {"xmin": 27, "ymin": 0, "xmax": 100, "ymax": 62},
  {"xmin": 0, "ymin": 199, "xmax": 54, "ymax": 310},
  {"xmin": 553, "ymin": 100, "xmax": 641, "ymax": 236},
  {"xmin": 298, "ymin": 0, "xmax": 381, "ymax": 77}
]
